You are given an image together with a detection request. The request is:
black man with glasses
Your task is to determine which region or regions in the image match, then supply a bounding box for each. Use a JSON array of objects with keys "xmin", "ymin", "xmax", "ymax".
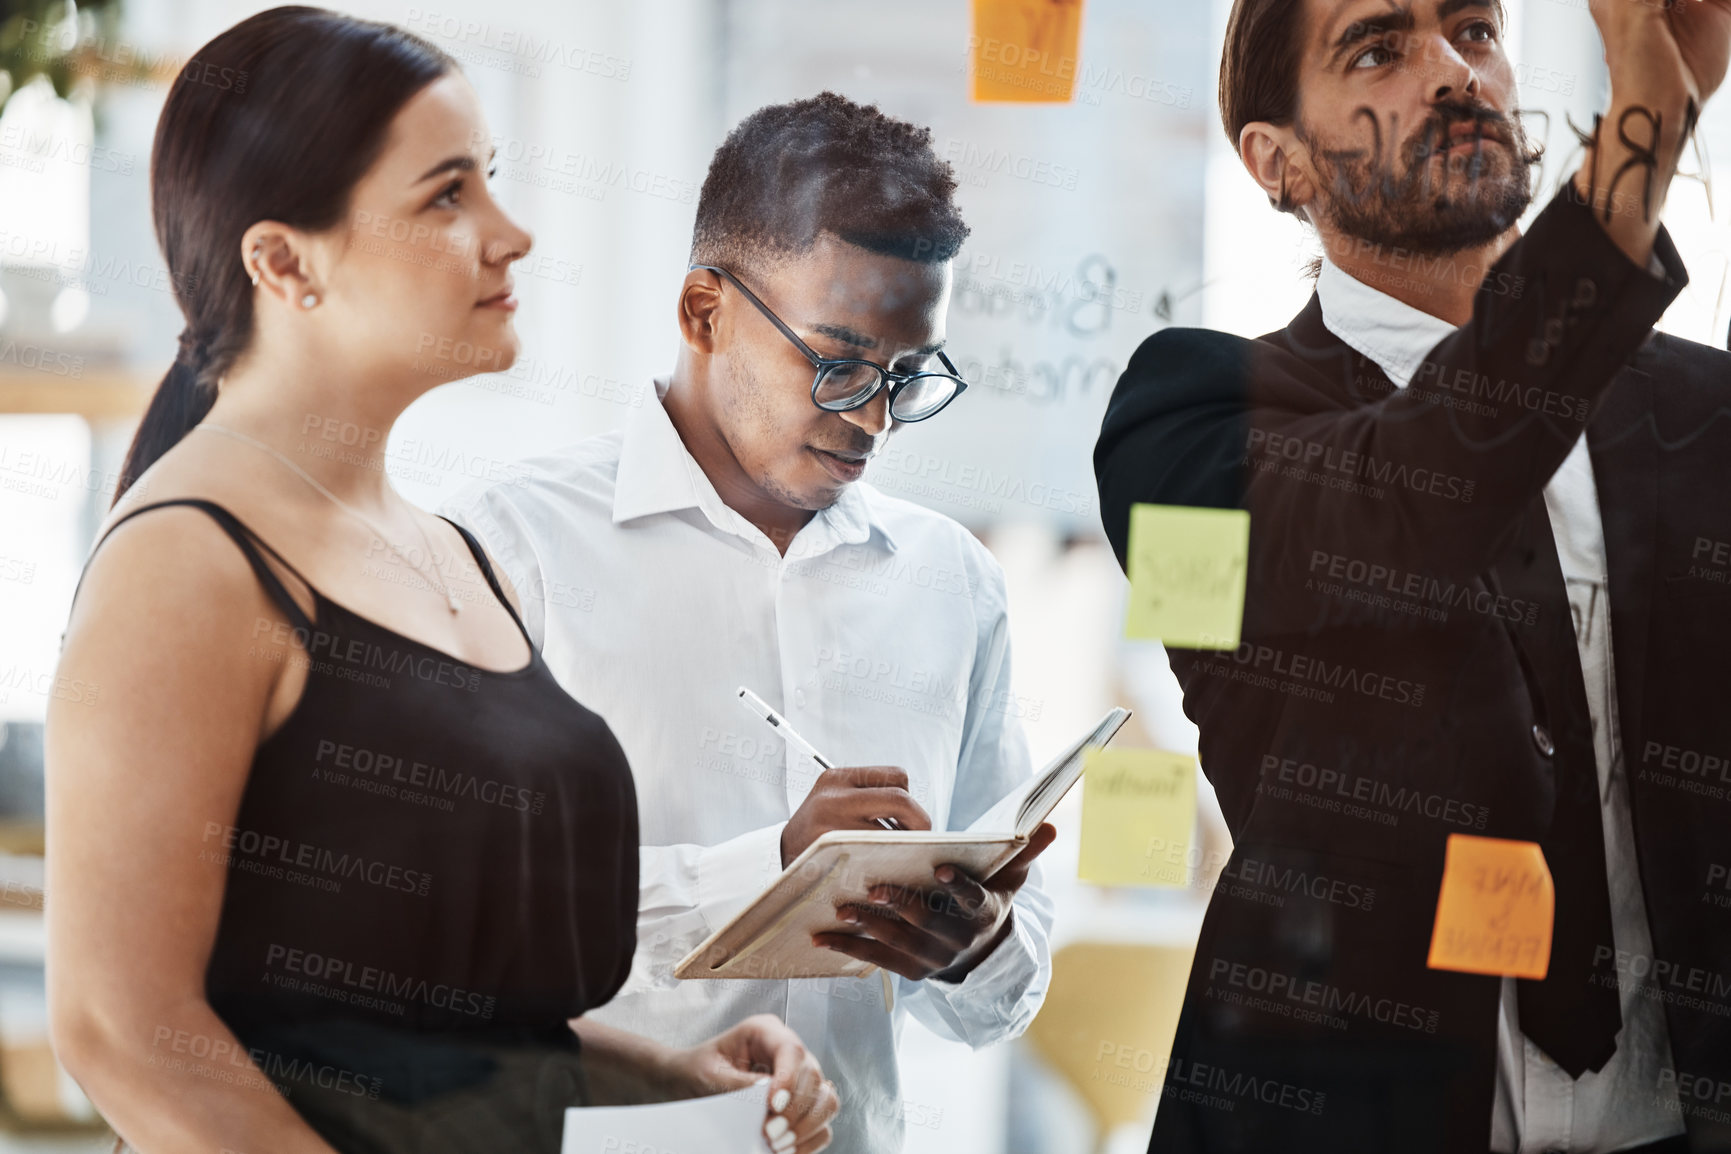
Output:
[{"xmin": 444, "ymin": 94, "xmax": 1054, "ymax": 1154}]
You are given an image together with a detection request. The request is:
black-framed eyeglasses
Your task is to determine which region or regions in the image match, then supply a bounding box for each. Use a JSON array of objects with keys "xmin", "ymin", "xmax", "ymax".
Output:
[{"xmin": 690, "ymin": 264, "xmax": 969, "ymax": 423}]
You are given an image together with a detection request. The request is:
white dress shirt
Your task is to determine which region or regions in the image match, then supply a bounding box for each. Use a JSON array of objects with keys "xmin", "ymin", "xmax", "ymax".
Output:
[
  {"xmin": 1315, "ymin": 258, "xmax": 1684, "ymax": 1153},
  {"xmin": 443, "ymin": 379, "xmax": 1052, "ymax": 1154}
]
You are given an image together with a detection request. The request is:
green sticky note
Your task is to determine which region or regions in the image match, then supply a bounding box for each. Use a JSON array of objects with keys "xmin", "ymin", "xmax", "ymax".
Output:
[
  {"xmin": 1124, "ymin": 503, "xmax": 1249, "ymax": 649},
  {"xmin": 1078, "ymin": 748, "xmax": 1197, "ymax": 888}
]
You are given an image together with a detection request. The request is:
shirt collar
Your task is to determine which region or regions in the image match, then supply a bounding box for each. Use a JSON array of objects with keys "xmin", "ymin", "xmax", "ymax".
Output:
[
  {"xmin": 816, "ymin": 477, "xmax": 896, "ymax": 555},
  {"xmin": 612, "ymin": 378, "xmax": 715, "ymax": 524},
  {"xmin": 612, "ymin": 378, "xmax": 897, "ymax": 554},
  {"xmin": 1315, "ymin": 256, "xmax": 1456, "ymax": 389}
]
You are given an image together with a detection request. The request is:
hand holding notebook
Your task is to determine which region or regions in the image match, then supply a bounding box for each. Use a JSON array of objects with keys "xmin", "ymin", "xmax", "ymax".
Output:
[{"xmin": 674, "ymin": 705, "xmax": 1131, "ymax": 982}]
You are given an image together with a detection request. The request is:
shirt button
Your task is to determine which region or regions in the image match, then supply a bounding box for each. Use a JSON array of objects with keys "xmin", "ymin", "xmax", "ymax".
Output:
[
  {"xmin": 1531, "ymin": 724, "xmax": 1555, "ymax": 758},
  {"xmin": 795, "ymin": 689, "xmax": 807, "ymax": 709}
]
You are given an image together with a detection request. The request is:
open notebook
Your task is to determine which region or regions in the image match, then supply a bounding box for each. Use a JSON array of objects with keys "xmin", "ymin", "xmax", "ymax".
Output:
[{"xmin": 674, "ymin": 706, "xmax": 1131, "ymax": 982}]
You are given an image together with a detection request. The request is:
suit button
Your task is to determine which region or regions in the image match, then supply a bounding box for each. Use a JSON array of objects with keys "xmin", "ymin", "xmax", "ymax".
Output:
[
  {"xmin": 795, "ymin": 689, "xmax": 807, "ymax": 709},
  {"xmin": 1526, "ymin": 339, "xmax": 1550, "ymax": 366},
  {"xmin": 1544, "ymin": 317, "xmax": 1565, "ymax": 345},
  {"xmin": 1532, "ymin": 724, "xmax": 1555, "ymax": 758},
  {"xmin": 1573, "ymin": 278, "xmax": 1596, "ymax": 308}
]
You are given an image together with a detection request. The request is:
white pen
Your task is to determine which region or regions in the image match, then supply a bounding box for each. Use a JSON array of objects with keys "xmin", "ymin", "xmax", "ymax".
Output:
[
  {"xmin": 736, "ymin": 686, "xmax": 902, "ymax": 1013},
  {"xmin": 736, "ymin": 686, "xmax": 901, "ymax": 831}
]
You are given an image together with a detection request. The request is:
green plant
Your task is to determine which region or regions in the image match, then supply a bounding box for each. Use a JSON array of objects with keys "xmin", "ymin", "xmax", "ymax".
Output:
[{"xmin": 0, "ymin": 0, "xmax": 129, "ymax": 115}]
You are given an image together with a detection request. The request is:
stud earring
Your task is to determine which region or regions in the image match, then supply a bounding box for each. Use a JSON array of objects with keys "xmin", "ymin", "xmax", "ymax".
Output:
[
  {"xmin": 249, "ymin": 243, "xmax": 263, "ymax": 287},
  {"xmin": 300, "ymin": 293, "xmax": 319, "ymax": 309}
]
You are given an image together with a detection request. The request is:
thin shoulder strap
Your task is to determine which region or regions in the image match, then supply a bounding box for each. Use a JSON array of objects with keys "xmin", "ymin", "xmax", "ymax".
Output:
[
  {"xmin": 438, "ymin": 515, "xmax": 533, "ymax": 648},
  {"xmin": 72, "ymin": 498, "xmax": 318, "ymax": 636}
]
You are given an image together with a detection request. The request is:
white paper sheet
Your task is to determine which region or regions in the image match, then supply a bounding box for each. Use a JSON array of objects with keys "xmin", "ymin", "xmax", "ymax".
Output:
[{"xmin": 561, "ymin": 1081, "xmax": 768, "ymax": 1154}]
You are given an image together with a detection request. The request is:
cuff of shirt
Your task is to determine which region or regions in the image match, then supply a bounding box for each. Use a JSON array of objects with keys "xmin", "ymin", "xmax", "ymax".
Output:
[
  {"xmin": 925, "ymin": 909, "xmax": 1039, "ymax": 998},
  {"xmin": 695, "ymin": 823, "xmax": 788, "ymax": 934}
]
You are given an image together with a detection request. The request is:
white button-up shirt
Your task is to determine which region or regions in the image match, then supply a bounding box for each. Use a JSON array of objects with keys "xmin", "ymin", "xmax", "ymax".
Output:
[
  {"xmin": 1315, "ymin": 259, "xmax": 1684, "ymax": 1153},
  {"xmin": 443, "ymin": 379, "xmax": 1052, "ymax": 1154}
]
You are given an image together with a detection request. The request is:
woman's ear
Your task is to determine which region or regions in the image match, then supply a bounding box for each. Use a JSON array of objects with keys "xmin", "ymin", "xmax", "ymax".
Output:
[
  {"xmin": 1240, "ymin": 122, "xmax": 1317, "ymax": 222},
  {"xmin": 240, "ymin": 222, "xmax": 322, "ymax": 309},
  {"xmin": 677, "ymin": 268, "xmax": 725, "ymax": 355}
]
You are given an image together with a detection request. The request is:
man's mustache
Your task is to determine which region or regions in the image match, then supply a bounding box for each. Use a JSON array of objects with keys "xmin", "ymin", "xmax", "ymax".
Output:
[
  {"xmin": 815, "ymin": 425, "xmax": 880, "ymax": 459},
  {"xmin": 1312, "ymin": 101, "xmax": 1530, "ymax": 207},
  {"xmin": 1405, "ymin": 102, "xmax": 1518, "ymax": 165}
]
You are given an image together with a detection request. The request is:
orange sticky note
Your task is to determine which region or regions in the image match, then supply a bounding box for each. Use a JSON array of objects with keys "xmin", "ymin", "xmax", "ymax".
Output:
[
  {"xmin": 971, "ymin": 0, "xmax": 1086, "ymax": 103},
  {"xmin": 1427, "ymin": 834, "xmax": 1554, "ymax": 979}
]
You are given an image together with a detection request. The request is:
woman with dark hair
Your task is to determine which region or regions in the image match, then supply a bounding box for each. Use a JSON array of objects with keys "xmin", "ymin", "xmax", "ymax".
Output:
[{"xmin": 42, "ymin": 8, "xmax": 837, "ymax": 1153}]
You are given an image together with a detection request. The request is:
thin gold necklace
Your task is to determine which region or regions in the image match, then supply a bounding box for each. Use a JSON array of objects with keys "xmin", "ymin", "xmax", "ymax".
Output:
[{"xmin": 197, "ymin": 422, "xmax": 462, "ymax": 614}]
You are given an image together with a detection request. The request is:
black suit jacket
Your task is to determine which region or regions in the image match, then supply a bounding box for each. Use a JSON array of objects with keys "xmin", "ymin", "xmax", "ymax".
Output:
[{"xmin": 1094, "ymin": 188, "xmax": 1731, "ymax": 1153}]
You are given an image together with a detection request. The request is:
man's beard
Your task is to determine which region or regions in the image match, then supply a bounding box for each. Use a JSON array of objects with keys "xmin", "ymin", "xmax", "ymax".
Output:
[{"xmin": 1300, "ymin": 101, "xmax": 1538, "ymax": 256}]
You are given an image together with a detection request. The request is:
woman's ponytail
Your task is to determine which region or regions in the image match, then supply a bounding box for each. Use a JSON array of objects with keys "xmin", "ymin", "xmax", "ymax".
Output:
[{"xmin": 112, "ymin": 331, "xmax": 217, "ymax": 506}]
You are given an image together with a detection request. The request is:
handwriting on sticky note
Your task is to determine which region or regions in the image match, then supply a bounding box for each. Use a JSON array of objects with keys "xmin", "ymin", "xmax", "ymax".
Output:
[
  {"xmin": 1427, "ymin": 834, "xmax": 1554, "ymax": 980},
  {"xmin": 1078, "ymin": 748, "xmax": 1196, "ymax": 888},
  {"xmin": 1124, "ymin": 504, "xmax": 1250, "ymax": 650},
  {"xmin": 971, "ymin": 0, "xmax": 1086, "ymax": 103}
]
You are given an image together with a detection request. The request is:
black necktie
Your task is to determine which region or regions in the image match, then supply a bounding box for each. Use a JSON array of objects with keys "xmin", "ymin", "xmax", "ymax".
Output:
[
  {"xmin": 1494, "ymin": 524, "xmax": 1623, "ymax": 1077},
  {"xmin": 1516, "ymin": 742, "xmax": 1622, "ymax": 1076}
]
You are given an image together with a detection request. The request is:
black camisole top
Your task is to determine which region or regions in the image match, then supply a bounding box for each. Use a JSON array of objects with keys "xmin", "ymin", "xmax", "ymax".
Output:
[{"xmin": 81, "ymin": 498, "xmax": 639, "ymax": 1153}]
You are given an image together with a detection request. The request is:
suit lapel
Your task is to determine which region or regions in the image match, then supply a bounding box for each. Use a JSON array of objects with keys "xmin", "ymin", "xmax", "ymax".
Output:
[
  {"xmin": 1587, "ymin": 362, "xmax": 1659, "ymax": 769},
  {"xmin": 1484, "ymin": 499, "xmax": 1594, "ymax": 767},
  {"xmin": 1277, "ymin": 291, "xmax": 1402, "ymax": 406}
]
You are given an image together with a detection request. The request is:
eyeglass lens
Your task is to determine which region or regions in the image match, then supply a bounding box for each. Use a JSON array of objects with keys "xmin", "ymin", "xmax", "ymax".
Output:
[{"xmin": 813, "ymin": 363, "xmax": 962, "ymax": 421}]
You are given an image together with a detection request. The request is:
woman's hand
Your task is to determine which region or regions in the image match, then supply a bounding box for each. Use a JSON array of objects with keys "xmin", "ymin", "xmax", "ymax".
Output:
[{"xmin": 669, "ymin": 1014, "xmax": 839, "ymax": 1153}]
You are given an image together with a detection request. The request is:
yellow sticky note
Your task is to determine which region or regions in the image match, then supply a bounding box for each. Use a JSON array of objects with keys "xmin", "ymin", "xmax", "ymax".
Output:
[
  {"xmin": 1427, "ymin": 834, "xmax": 1555, "ymax": 979},
  {"xmin": 1078, "ymin": 748, "xmax": 1196, "ymax": 888},
  {"xmin": 1124, "ymin": 503, "xmax": 1250, "ymax": 649},
  {"xmin": 971, "ymin": 0, "xmax": 1086, "ymax": 103}
]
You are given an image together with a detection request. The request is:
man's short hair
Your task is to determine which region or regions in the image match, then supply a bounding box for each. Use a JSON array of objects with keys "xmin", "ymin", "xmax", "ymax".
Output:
[
  {"xmin": 1219, "ymin": 0, "xmax": 1507, "ymax": 155},
  {"xmin": 691, "ymin": 91, "xmax": 970, "ymax": 270}
]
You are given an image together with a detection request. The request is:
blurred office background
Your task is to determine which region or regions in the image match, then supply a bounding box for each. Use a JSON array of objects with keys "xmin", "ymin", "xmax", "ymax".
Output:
[{"xmin": 0, "ymin": 0, "xmax": 1725, "ymax": 1149}]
